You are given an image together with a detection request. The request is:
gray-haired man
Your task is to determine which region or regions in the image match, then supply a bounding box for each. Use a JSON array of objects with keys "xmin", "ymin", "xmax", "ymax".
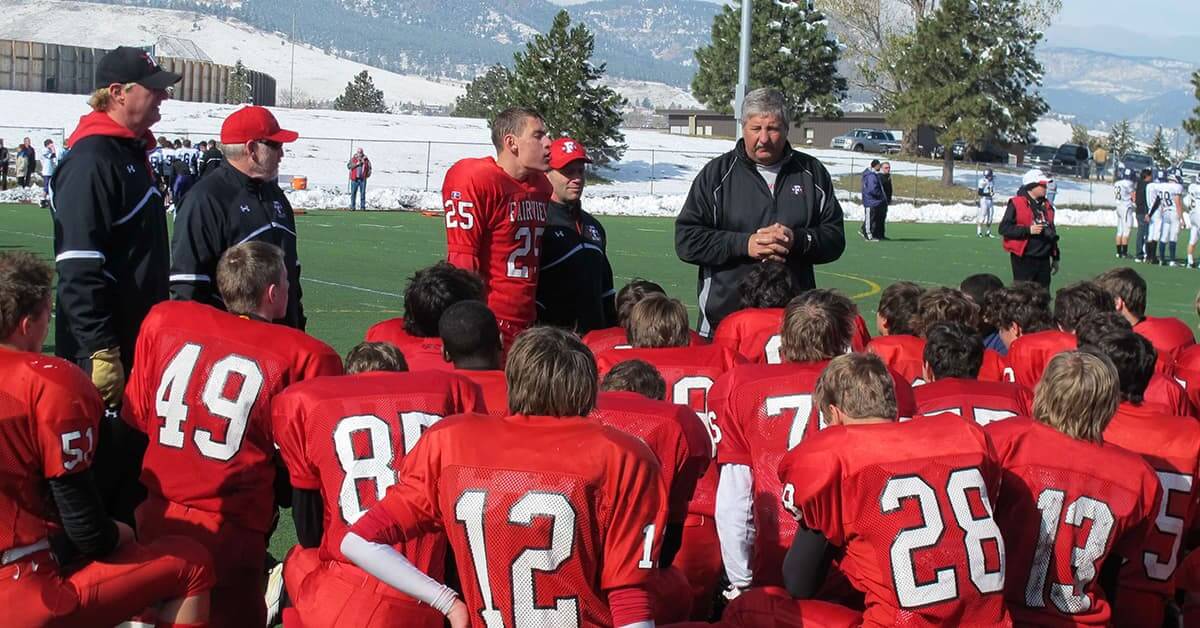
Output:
[{"xmin": 674, "ymin": 88, "xmax": 846, "ymax": 337}]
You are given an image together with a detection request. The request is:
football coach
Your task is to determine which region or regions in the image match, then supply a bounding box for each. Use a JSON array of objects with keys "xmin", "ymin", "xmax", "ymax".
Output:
[{"xmin": 675, "ymin": 88, "xmax": 845, "ymax": 337}]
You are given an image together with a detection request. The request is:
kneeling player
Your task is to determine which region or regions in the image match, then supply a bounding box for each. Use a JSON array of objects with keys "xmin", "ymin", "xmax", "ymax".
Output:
[
  {"xmin": 123, "ymin": 242, "xmax": 343, "ymax": 626},
  {"xmin": 866, "ymin": 281, "xmax": 926, "ymax": 384},
  {"xmin": 366, "ymin": 262, "xmax": 484, "ymax": 370},
  {"xmin": 343, "ymin": 327, "xmax": 666, "ymax": 627},
  {"xmin": 986, "ymin": 352, "xmax": 1160, "ymax": 625},
  {"xmin": 272, "ymin": 341, "xmax": 484, "ymax": 628},
  {"xmin": 915, "ymin": 322, "xmax": 1030, "ymax": 424},
  {"xmin": 0, "ymin": 252, "xmax": 214, "ymax": 627},
  {"xmin": 439, "ymin": 300, "xmax": 508, "ymax": 414},
  {"xmin": 778, "ymin": 353, "xmax": 1011, "ymax": 625}
]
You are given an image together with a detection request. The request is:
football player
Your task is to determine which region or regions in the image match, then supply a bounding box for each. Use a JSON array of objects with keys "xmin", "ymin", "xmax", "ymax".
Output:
[
  {"xmin": 442, "ymin": 107, "xmax": 553, "ymax": 346},
  {"xmin": 0, "ymin": 251, "xmax": 215, "ymax": 627},
  {"xmin": 992, "ymin": 281, "xmax": 1069, "ymax": 387},
  {"xmin": 272, "ymin": 341, "xmax": 483, "ymax": 628},
  {"xmin": 1007, "ymin": 280, "xmax": 1112, "ymax": 388},
  {"xmin": 913, "ymin": 287, "xmax": 1012, "ymax": 383},
  {"xmin": 366, "ymin": 262, "xmax": 484, "ymax": 371},
  {"xmin": 595, "ymin": 359, "xmax": 711, "ymax": 624},
  {"xmin": 1095, "ymin": 266, "xmax": 1195, "ymax": 369},
  {"xmin": 987, "ymin": 351, "xmax": 1159, "ymax": 626},
  {"xmin": 1075, "ymin": 311, "xmax": 1193, "ymax": 417},
  {"xmin": 1188, "ymin": 174, "xmax": 1200, "ymax": 267},
  {"xmin": 865, "ymin": 281, "xmax": 926, "ymax": 384},
  {"xmin": 915, "ymin": 322, "xmax": 1030, "ymax": 424},
  {"xmin": 123, "ymin": 242, "xmax": 343, "ymax": 626},
  {"xmin": 439, "ymin": 300, "xmax": 507, "ymax": 414},
  {"xmin": 1150, "ymin": 169, "xmax": 1186, "ymax": 266},
  {"xmin": 583, "ymin": 278, "xmax": 705, "ymax": 353},
  {"xmin": 779, "ymin": 353, "xmax": 1010, "ymax": 626},
  {"xmin": 595, "ymin": 293, "xmax": 744, "ymax": 619},
  {"xmin": 1086, "ymin": 332, "xmax": 1200, "ymax": 627},
  {"xmin": 1114, "ymin": 168, "xmax": 1137, "ymax": 258},
  {"xmin": 342, "ymin": 327, "xmax": 666, "ymax": 628},
  {"xmin": 960, "ymin": 273, "xmax": 1008, "ymax": 353},
  {"xmin": 977, "ymin": 167, "xmax": 995, "ymax": 238},
  {"xmin": 711, "ymin": 261, "xmax": 800, "ymax": 364},
  {"xmin": 1172, "ymin": 291, "xmax": 1200, "ymax": 410}
]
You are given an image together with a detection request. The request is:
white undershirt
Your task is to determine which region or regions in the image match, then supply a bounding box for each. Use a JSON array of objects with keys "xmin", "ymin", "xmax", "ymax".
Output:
[{"xmin": 757, "ymin": 162, "xmax": 783, "ymax": 193}]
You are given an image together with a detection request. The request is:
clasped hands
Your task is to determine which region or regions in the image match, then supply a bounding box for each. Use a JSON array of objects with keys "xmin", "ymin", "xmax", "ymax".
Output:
[{"xmin": 748, "ymin": 223, "xmax": 794, "ymax": 263}]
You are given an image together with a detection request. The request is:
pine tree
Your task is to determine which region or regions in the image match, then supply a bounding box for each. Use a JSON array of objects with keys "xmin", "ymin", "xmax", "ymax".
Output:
[
  {"xmin": 890, "ymin": 0, "xmax": 1047, "ymax": 185},
  {"xmin": 1070, "ymin": 124, "xmax": 1090, "ymax": 147},
  {"xmin": 453, "ymin": 65, "xmax": 514, "ymax": 120},
  {"xmin": 334, "ymin": 70, "xmax": 389, "ymax": 114},
  {"xmin": 1184, "ymin": 70, "xmax": 1200, "ymax": 151},
  {"xmin": 507, "ymin": 10, "xmax": 627, "ymax": 165},
  {"xmin": 1107, "ymin": 119, "xmax": 1135, "ymax": 162},
  {"xmin": 225, "ymin": 60, "xmax": 252, "ymax": 105},
  {"xmin": 692, "ymin": 0, "xmax": 845, "ymax": 122},
  {"xmin": 1148, "ymin": 127, "xmax": 1173, "ymax": 166}
]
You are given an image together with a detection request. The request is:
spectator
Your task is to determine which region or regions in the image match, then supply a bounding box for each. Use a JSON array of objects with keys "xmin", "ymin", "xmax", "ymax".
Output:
[
  {"xmin": 536, "ymin": 137, "xmax": 616, "ymax": 334},
  {"xmin": 1001, "ymin": 169, "xmax": 1060, "ymax": 287},
  {"xmin": 675, "ymin": 87, "xmax": 845, "ymax": 337},
  {"xmin": 50, "ymin": 45, "xmax": 181, "ymax": 524},
  {"xmin": 860, "ymin": 159, "xmax": 885, "ymax": 241},
  {"xmin": 1134, "ymin": 168, "xmax": 1152, "ymax": 261},
  {"xmin": 39, "ymin": 138, "xmax": 59, "ymax": 208},
  {"xmin": 170, "ymin": 106, "xmax": 307, "ymax": 329},
  {"xmin": 16, "ymin": 137, "xmax": 35, "ymax": 187},
  {"xmin": 200, "ymin": 138, "xmax": 223, "ymax": 177},
  {"xmin": 347, "ymin": 147, "xmax": 371, "ymax": 211},
  {"xmin": 1093, "ymin": 146, "xmax": 1108, "ymax": 180},
  {"xmin": 0, "ymin": 139, "xmax": 8, "ymax": 190},
  {"xmin": 876, "ymin": 161, "xmax": 893, "ymax": 240}
]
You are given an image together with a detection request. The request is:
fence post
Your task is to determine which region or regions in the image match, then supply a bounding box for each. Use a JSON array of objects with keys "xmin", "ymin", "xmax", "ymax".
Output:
[
  {"xmin": 649, "ymin": 150, "xmax": 655, "ymax": 196},
  {"xmin": 913, "ymin": 161, "xmax": 918, "ymax": 206},
  {"xmin": 424, "ymin": 142, "xmax": 432, "ymax": 192}
]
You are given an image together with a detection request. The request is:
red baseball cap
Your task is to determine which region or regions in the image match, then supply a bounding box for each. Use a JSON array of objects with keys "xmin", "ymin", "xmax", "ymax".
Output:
[
  {"xmin": 549, "ymin": 137, "xmax": 593, "ymax": 169},
  {"xmin": 220, "ymin": 106, "xmax": 299, "ymax": 144}
]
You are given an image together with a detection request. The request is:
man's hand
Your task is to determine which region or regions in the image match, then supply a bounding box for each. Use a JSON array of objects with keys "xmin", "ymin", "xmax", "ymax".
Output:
[
  {"xmin": 90, "ymin": 347, "xmax": 125, "ymax": 407},
  {"xmin": 749, "ymin": 223, "xmax": 793, "ymax": 263},
  {"xmin": 1029, "ymin": 223, "xmax": 1045, "ymax": 235},
  {"xmin": 1051, "ymin": 259, "xmax": 1060, "ymax": 275},
  {"xmin": 758, "ymin": 223, "xmax": 794, "ymax": 250},
  {"xmin": 446, "ymin": 599, "xmax": 470, "ymax": 628}
]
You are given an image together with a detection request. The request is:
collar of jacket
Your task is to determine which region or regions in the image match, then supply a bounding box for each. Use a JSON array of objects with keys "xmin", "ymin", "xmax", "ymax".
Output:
[
  {"xmin": 547, "ymin": 199, "xmax": 583, "ymax": 226},
  {"xmin": 66, "ymin": 111, "xmax": 156, "ymax": 151},
  {"xmin": 220, "ymin": 160, "xmax": 270, "ymax": 192},
  {"xmin": 733, "ymin": 138, "xmax": 797, "ymax": 171}
]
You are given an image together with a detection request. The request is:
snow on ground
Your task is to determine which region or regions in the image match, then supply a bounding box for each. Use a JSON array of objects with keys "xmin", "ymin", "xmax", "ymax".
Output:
[{"xmin": 0, "ymin": 90, "xmax": 1123, "ymax": 225}]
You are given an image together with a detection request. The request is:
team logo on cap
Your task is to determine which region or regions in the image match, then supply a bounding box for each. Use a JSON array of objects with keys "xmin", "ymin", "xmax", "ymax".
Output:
[
  {"xmin": 562, "ymin": 141, "xmax": 577, "ymax": 154},
  {"xmin": 143, "ymin": 52, "xmax": 158, "ymax": 68}
]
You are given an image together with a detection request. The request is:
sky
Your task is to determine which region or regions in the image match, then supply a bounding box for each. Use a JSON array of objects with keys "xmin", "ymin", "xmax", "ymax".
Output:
[{"xmin": 1053, "ymin": 0, "xmax": 1200, "ymax": 37}]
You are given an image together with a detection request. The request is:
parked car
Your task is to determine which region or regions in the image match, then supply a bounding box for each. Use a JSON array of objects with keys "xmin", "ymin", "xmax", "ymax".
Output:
[
  {"xmin": 830, "ymin": 128, "xmax": 901, "ymax": 154},
  {"xmin": 1115, "ymin": 152, "xmax": 1154, "ymax": 176},
  {"xmin": 933, "ymin": 140, "xmax": 1008, "ymax": 163},
  {"xmin": 933, "ymin": 141, "xmax": 966, "ymax": 160},
  {"xmin": 1051, "ymin": 143, "xmax": 1090, "ymax": 178},
  {"xmin": 1177, "ymin": 159, "xmax": 1200, "ymax": 182},
  {"xmin": 1026, "ymin": 145, "xmax": 1057, "ymax": 168}
]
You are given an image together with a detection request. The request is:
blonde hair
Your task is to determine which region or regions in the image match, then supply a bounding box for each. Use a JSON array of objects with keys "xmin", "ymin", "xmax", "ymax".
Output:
[
  {"xmin": 345, "ymin": 342, "xmax": 407, "ymax": 374},
  {"xmin": 1032, "ymin": 351, "xmax": 1119, "ymax": 442},
  {"xmin": 627, "ymin": 294, "xmax": 690, "ymax": 348},
  {"xmin": 216, "ymin": 242, "xmax": 285, "ymax": 315},
  {"xmin": 506, "ymin": 327, "xmax": 597, "ymax": 417},
  {"xmin": 88, "ymin": 83, "xmax": 139, "ymax": 112},
  {"xmin": 814, "ymin": 353, "xmax": 898, "ymax": 421}
]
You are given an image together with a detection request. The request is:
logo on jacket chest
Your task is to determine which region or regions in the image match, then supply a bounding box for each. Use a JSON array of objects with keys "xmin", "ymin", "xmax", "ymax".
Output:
[
  {"xmin": 508, "ymin": 199, "xmax": 547, "ymax": 223},
  {"xmin": 791, "ymin": 184, "xmax": 804, "ymax": 196},
  {"xmin": 273, "ymin": 200, "xmax": 284, "ymax": 218},
  {"xmin": 584, "ymin": 224, "xmax": 602, "ymax": 243}
]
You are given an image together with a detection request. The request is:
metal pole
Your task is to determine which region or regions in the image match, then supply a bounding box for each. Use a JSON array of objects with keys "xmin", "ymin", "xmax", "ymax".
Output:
[
  {"xmin": 733, "ymin": 0, "xmax": 752, "ymax": 130},
  {"xmin": 289, "ymin": 13, "xmax": 296, "ymax": 107},
  {"xmin": 650, "ymin": 149, "xmax": 655, "ymax": 195},
  {"xmin": 424, "ymin": 142, "xmax": 432, "ymax": 192}
]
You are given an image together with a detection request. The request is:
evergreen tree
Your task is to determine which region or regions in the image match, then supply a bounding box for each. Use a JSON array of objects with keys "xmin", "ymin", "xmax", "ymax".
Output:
[
  {"xmin": 641, "ymin": 97, "xmax": 654, "ymax": 109},
  {"xmin": 453, "ymin": 65, "xmax": 514, "ymax": 120},
  {"xmin": 334, "ymin": 70, "xmax": 389, "ymax": 114},
  {"xmin": 1107, "ymin": 119, "xmax": 1135, "ymax": 162},
  {"xmin": 692, "ymin": 0, "xmax": 845, "ymax": 123},
  {"xmin": 507, "ymin": 10, "xmax": 627, "ymax": 165},
  {"xmin": 1185, "ymin": 70, "xmax": 1200, "ymax": 151},
  {"xmin": 1148, "ymin": 127, "xmax": 1173, "ymax": 166},
  {"xmin": 225, "ymin": 60, "xmax": 252, "ymax": 105},
  {"xmin": 1070, "ymin": 123, "xmax": 1090, "ymax": 147},
  {"xmin": 890, "ymin": 0, "xmax": 1047, "ymax": 185}
]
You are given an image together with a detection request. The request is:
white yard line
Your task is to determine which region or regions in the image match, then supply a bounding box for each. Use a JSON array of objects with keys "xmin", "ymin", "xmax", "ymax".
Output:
[{"xmin": 305, "ymin": 277, "xmax": 402, "ymax": 298}]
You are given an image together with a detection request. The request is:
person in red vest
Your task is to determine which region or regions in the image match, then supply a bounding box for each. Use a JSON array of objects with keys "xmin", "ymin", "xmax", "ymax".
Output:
[
  {"xmin": 347, "ymin": 147, "xmax": 372, "ymax": 211},
  {"xmin": 1000, "ymin": 169, "xmax": 1060, "ymax": 287}
]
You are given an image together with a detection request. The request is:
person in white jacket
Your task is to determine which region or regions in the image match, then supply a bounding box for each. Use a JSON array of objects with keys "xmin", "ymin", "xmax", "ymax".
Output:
[{"xmin": 40, "ymin": 138, "xmax": 59, "ymax": 207}]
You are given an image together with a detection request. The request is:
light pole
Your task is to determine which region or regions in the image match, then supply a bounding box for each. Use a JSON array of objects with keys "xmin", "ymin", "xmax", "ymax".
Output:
[
  {"xmin": 289, "ymin": 13, "xmax": 296, "ymax": 107},
  {"xmin": 733, "ymin": 0, "xmax": 752, "ymax": 130}
]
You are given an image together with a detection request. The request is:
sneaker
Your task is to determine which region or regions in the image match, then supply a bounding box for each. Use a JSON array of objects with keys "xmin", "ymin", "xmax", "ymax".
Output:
[
  {"xmin": 986, "ymin": 232, "xmax": 995, "ymax": 238},
  {"xmin": 265, "ymin": 559, "xmax": 286, "ymax": 627},
  {"xmin": 1169, "ymin": 261, "xmax": 1180, "ymax": 267}
]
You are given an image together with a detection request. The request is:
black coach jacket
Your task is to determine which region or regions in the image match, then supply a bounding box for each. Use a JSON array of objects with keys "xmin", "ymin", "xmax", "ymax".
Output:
[
  {"xmin": 675, "ymin": 139, "xmax": 845, "ymax": 336},
  {"xmin": 536, "ymin": 200, "xmax": 617, "ymax": 334},
  {"xmin": 169, "ymin": 162, "xmax": 306, "ymax": 329},
  {"xmin": 51, "ymin": 112, "xmax": 169, "ymax": 367}
]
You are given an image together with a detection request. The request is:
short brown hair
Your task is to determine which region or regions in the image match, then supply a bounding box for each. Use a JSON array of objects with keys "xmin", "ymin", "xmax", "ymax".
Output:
[
  {"xmin": 1033, "ymin": 351, "xmax": 1119, "ymax": 442},
  {"xmin": 1054, "ymin": 281, "xmax": 1115, "ymax": 333},
  {"xmin": 1094, "ymin": 267, "xmax": 1146, "ymax": 317},
  {"xmin": 878, "ymin": 281, "xmax": 924, "ymax": 335},
  {"xmin": 781, "ymin": 290, "xmax": 854, "ymax": 363},
  {"xmin": 984, "ymin": 282, "xmax": 1053, "ymax": 333},
  {"xmin": 506, "ymin": 326, "xmax": 597, "ymax": 417},
  {"xmin": 345, "ymin": 342, "xmax": 407, "ymax": 374},
  {"xmin": 600, "ymin": 359, "xmax": 666, "ymax": 401},
  {"xmin": 814, "ymin": 353, "xmax": 898, "ymax": 421},
  {"xmin": 914, "ymin": 288, "xmax": 979, "ymax": 337},
  {"xmin": 627, "ymin": 294, "xmax": 690, "ymax": 348},
  {"xmin": 616, "ymin": 279, "xmax": 666, "ymax": 329},
  {"xmin": 490, "ymin": 107, "xmax": 543, "ymax": 151},
  {"xmin": 0, "ymin": 251, "xmax": 53, "ymax": 339},
  {"xmin": 216, "ymin": 242, "xmax": 286, "ymax": 315}
]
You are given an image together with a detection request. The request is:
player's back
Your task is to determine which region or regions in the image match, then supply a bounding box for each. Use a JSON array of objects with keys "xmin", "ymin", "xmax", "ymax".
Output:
[
  {"xmin": 712, "ymin": 307, "xmax": 784, "ymax": 363},
  {"xmin": 403, "ymin": 412, "xmax": 666, "ymax": 628},
  {"xmin": 985, "ymin": 417, "xmax": 1160, "ymax": 627},
  {"xmin": 778, "ymin": 413, "xmax": 1009, "ymax": 627},
  {"xmin": 125, "ymin": 300, "xmax": 343, "ymax": 532},
  {"xmin": 1144, "ymin": 372, "xmax": 1195, "ymax": 417},
  {"xmin": 0, "ymin": 349, "xmax": 101, "ymax": 553},
  {"xmin": 1115, "ymin": 180, "xmax": 1134, "ymax": 203},
  {"xmin": 914, "ymin": 377, "xmax": 1030, "ymax": 426},
  {"xmin": 1134, "ymin": 316, "xmax": 1195, "ymax": 368},
  {"xmin": 364, "ymin": 319, "xmax": 451, "ymax": 372},
  {"xmin": 1173, "ymin": 344, "xmax": 1200, "ymax": 410},
  {"xmin": 454, "ymin": 369, "xmax": 507, "ymax": 415},
  {"xmin": 866, "ymin": 334, "xmax": 926, "ymax": 384},
  {"xmin": 1007, "ymin": 329, "xmax": 1076, "ymax": 388}
]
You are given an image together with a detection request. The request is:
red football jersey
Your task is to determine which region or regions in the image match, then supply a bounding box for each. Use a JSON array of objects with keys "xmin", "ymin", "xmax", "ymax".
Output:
[
  {"xmin": 710, "ymin": 361, "xmax": 827, "ymax": 586},
  {"xmin": 123, "ymin": 301, "xmax": 343, "ymax": 533},
  {"xmin": 595, "ymin": 344, "xmax": 743, "ymax": 518},
  {"xmin": 986, "ymin": 418, "xmax": 1160, "ymax": 627},
  {"xmin": 978, "ymin": 348, "xmax": 1015, "ymax": 383},
  {"xmin": 454, "ymin": 369, "xmax": 508, "ymax": 415},
  {"xmin": 914, "ymin": 378, "xmax": 1031, "ymax": 426},
  {"xmin": 442, "ymin": 157, "xmax": 552, "ymax": 331},
  {"xmin": 272, "ymin": 371, "xmax": 483, "ymax": 573},
  {"xmin": 866, "ymin": 334, "xmax": 926, "ymax": 385},
  {"xmin": 352, "ymin": 413, "xmax": 667, "ymax": 628},
  {"xmin": 1007, "ymin": 330, "xmax": 1076, "ymax": 389},
  {"xmin": 778, "ymin": 414, "xmax": 1010, "ymax": 627},
  {"xmin": 0, "ymin": 348, "xmax": 102, "ymax": 553},
  {"xmin": 592, "ymin": 391, "xmax": 710, "ymax": 524},
  {"xmin": 712, "ymin": 308, "xmax": 784, "ymax": 364},
  {"xmin": 582, "ymin": 326, "xmax": 705, "ymax": 354},
  {"xmin": 1135, "ymin": 316, "xmax": 1196, "ymax": 371},
  {"xmin": 364, "ymin": 319, "xmax": 452, "ymax": 372},
  {"xmin": 1145, "ymin": 373, "xmax": 1195, "ymax": 418},
  {"xmin": 1103, "ymin": 402, "xmax": 1200, "ymax": 627},
  {"xmin": 851, "ymin": 313, "xmax": 873, "ymax": 352},
  {"xmin": 1173, "ymin": 344, "xmax": 1200, "ymax": 412}
]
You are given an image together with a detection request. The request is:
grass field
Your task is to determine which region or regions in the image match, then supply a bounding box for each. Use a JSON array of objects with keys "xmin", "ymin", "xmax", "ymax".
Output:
[{"xmin": 2, "ymin": 201, "xmax": 1198, "ymax": 557}]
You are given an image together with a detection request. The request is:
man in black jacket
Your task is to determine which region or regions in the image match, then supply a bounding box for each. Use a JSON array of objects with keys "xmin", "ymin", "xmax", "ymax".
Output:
[
  {"xmin": 170, "ymin": 106, "xmax": 307, "ymax": 329},
  {"xmin": 675, "ymin": 88, "xmax": 845, "ymax": 337},
  {"xmin": 51, "ymin": 46, "xmax": 180, "ymax": 523},
  {"xmin": 535, "ymin": 137, "xmax": 617, "ymax": 334},
  {"xmin": 200, "ymin": 139, "xmax": 224, "ymax": 177}
]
